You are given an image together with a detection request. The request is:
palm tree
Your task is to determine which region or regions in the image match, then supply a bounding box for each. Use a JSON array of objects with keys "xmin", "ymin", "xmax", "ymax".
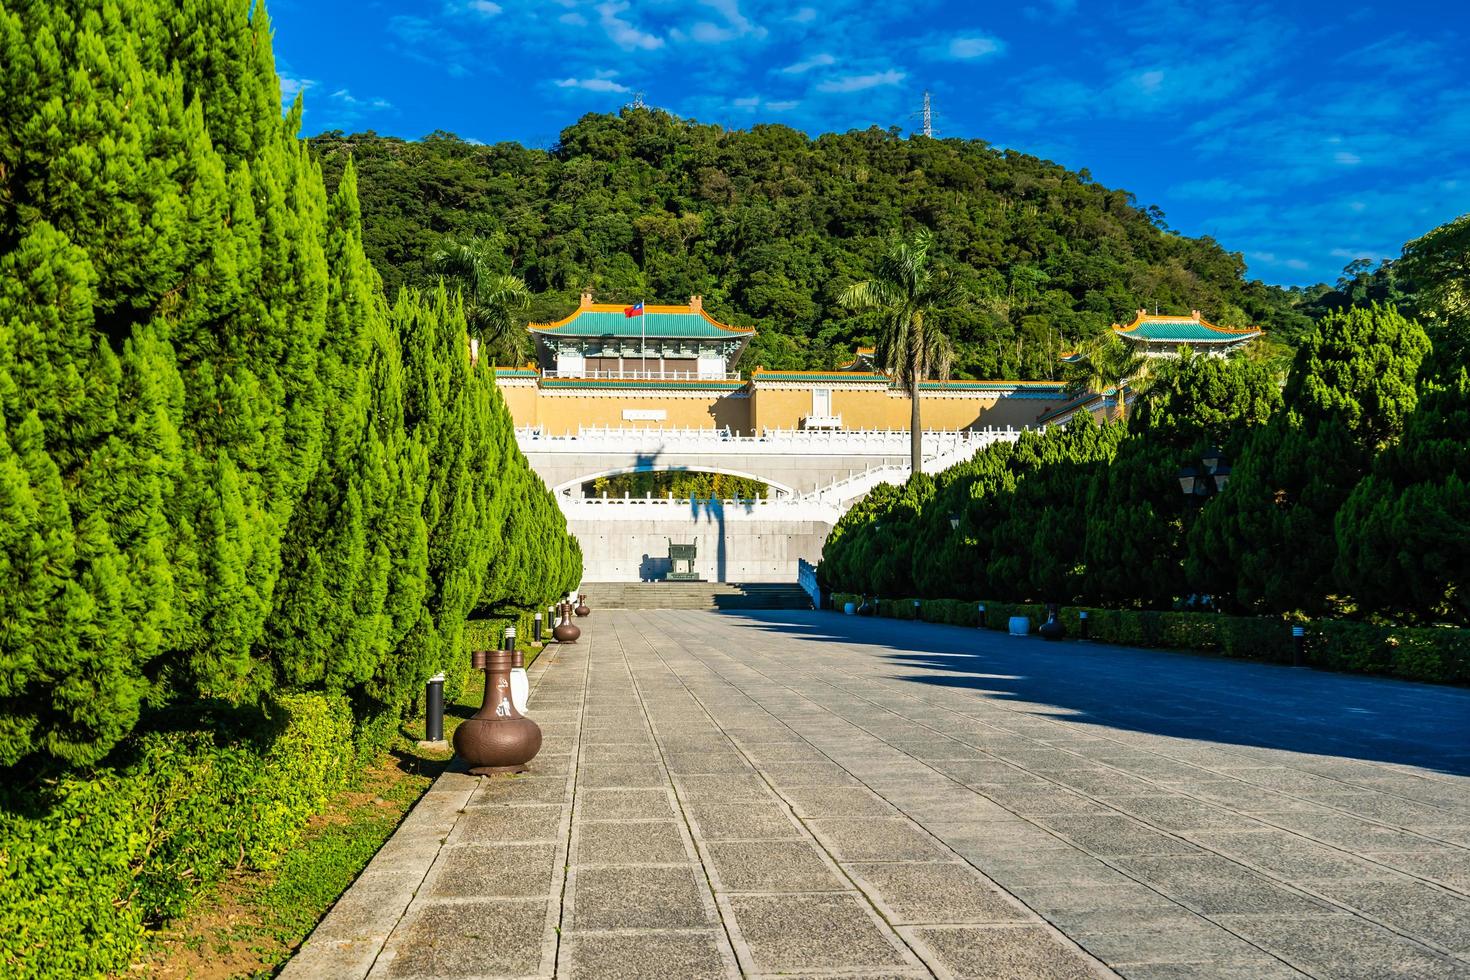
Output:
[
  {"xmin": 430, "ymin": 238, "xmax": 531, "ymax": 365},
  {"xmin": 840, "ymin": 229, "xmax": 960, "ymax": 476},
  {"xmin": 1063, "ymin": 334, "xmax": 1151, "ymax": 422}
]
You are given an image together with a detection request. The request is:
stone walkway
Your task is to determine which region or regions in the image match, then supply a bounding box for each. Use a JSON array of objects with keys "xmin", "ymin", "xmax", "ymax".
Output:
[{"xmin": 286, "ymin": 609, "xmax": 1470, "ymax": 979}]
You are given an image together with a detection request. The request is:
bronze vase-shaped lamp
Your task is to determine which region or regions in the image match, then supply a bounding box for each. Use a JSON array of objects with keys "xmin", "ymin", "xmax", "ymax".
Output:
[
  {"xmin": 552, "ymin": 602, "xmax": 581, "ymax": 643},
  {"xmin": 453, "ymin": 649, "xmax": 542, "ymax": 774},
  {"xmin": 575, "ymin": 593, "xmax": 591, "ymax": 617}
]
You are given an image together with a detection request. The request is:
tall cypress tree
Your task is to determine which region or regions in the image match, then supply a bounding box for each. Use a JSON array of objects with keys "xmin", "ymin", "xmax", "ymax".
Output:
[
  {"xmin": 1190, "ymin": 305, "xmax": 1429, "ymax": 614},
  {"xmin": 393, "ymin": 287, "xmax": 505, "ymax": 700},
  {"xmin": 1335, "ymin": 367, "xmax": 1470, "ymax": 624},
  {"xmin": 0, "ymin": 4, "xmax": 188, "ymax": 764}
]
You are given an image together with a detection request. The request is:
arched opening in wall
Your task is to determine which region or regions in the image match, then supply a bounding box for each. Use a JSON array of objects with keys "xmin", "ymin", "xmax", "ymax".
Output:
[{"xmin": 581, "ymin": 469, "xmax": 777, "ymax": 500}]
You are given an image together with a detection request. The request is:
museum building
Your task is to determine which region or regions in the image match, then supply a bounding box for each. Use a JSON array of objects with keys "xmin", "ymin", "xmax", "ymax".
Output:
[{"xmin": 493, "ymin": 293, "xmax": 1262, "ymax": 435}]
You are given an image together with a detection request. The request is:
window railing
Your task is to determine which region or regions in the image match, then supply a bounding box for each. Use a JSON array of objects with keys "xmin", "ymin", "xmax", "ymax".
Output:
[{"xmin": 541, "ymin": 368, "xmax": 742, "ymax": 382}]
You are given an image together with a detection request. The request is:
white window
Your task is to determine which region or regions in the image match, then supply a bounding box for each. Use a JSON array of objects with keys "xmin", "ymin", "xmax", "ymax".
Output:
[{"xmin": 812, "ymin": 388, "xmax": 832, "ymax": 417}]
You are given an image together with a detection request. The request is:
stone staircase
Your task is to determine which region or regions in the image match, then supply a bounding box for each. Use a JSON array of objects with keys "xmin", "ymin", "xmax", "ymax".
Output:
[{"xmin": 582, "ymin": 582, "xmax": 812, "ymax": 610}]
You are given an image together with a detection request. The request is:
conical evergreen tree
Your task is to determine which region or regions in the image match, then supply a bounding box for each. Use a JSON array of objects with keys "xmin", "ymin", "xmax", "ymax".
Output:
[
  {"xmin": 1189, "ymin": 305, "xmax": 1429, "ymax": 614},
  {"xmin": 1335, "ymin": 366, "xmax": 1470, "ymax": 624}
]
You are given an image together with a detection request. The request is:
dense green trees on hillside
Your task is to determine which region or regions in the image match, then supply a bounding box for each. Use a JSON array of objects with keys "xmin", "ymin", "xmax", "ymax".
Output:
[{"xmin": 311, "ymin": 113, "xmax": 1325, "ymax": 377}]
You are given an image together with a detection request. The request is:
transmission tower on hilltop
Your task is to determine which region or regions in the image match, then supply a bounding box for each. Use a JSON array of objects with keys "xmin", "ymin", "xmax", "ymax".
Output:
[{"xmin": 910, "ymin": 90, "xmax": 939, "ymax": 138}]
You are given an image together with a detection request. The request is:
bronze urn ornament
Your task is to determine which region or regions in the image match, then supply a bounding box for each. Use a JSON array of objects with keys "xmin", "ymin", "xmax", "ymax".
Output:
[
  {"xmin": 1037, "ymin": 602, "xmax": 1066, "ymax": 641},
  {"xmin": 453, "ymin": 649, "xmax": 543, "ymax": 774},
  {"xmin": 552, "ymin": 602, "xmax": 581, "ymax": 643},
  {"xmin": 575, "ymin": 593, "xmax": 591, "ymax": 617}
]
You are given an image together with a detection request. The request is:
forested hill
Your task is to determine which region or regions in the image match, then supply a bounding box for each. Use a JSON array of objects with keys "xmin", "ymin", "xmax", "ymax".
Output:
[{"xmin": 312, "ymin": 108, "xmax": 1323, "ymax": 377}]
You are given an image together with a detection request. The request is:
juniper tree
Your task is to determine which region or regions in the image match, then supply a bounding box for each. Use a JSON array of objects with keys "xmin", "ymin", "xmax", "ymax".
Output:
[
  {"xmin": 1189, "ymin": 305, "xmax": 1429, "ymax": 614},
  {"xmin": 1335, "ymin": 366, "xmax": 1470, "ymax": 625}
]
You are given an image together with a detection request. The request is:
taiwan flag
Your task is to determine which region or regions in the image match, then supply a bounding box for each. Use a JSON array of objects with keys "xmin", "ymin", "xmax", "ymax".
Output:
[{"xmin": 624, "ymin": 301, "xmax": 644, "ymax": 317}]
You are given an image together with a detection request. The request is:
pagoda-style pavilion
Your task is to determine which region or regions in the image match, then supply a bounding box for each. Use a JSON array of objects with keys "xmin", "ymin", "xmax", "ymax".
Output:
[
  {"xmin": 529, "ymin": 293, "xmax": 753, "ymax": 381},
  {"xmin": 1111, "ymin": 309, "xmax": 1261, "ymax": 357}
]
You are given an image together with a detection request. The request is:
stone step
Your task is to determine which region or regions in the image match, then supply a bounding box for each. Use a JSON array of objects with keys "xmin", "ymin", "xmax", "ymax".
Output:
[{"xmin": 580, "ymin": 582, "xmax": 812, "ymax": 610}]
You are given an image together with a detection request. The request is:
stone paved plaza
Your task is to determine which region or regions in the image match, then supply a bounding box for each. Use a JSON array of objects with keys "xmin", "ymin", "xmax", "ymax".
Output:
[{"xmin": 287, "ymin": 609, "xmax": 1470, "ymax": 979}]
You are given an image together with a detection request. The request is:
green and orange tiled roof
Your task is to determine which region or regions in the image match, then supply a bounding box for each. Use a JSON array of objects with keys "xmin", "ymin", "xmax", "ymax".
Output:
[
  {"xmin": 1113, "ymin": 310, "xmax": 1261, "ymax": 344},
  {"xmin": 529, "ymin": 298, "xmax": 753, "ymax": 339}
]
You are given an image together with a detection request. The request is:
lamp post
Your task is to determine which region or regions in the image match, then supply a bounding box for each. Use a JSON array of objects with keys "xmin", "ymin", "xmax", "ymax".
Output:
[{"xmin": 1178, "ymin": 447, "xmax": 1231, "ymax": 504}]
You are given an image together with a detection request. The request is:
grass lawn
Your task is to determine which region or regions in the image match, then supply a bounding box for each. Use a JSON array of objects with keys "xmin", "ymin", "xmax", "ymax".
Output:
[{"xmin": 130, "ymin": 644, "xmax": 543, "ymax": 978}]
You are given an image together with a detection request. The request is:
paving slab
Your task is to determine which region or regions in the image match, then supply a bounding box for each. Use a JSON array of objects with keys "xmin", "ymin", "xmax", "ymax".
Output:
[
  {"xmin": 723, "ymin": 893, "xmax": 922, "ymax": 974},
  {"xmin": 566, "ymin": 865, "xmax": 715, "ymax": 931},
  {"xmin": 288, "ymin": 609, "xmax": 1470, "ymax": 978},
  {"xmin": 903, "ymin": 924, "xmax": 1106, "ymax": 979},
  {"xmin": 559, "ymin": 932, "xmax": 734, "ymax": 979},
  {"xmin": 845, "ymin": 861, "xmax": 1031, "ymax": 924}
]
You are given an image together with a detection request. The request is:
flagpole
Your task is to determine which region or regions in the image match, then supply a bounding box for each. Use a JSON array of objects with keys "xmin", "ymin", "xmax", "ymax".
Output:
[{"xmin": 641, "ymin": 296, "xmax": 646, "ymax": 378}]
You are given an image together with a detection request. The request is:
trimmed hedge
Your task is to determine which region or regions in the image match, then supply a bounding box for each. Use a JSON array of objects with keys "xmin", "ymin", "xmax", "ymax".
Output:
[
  {"xmin": 0, "ymin": 694, "xmax": 353, "ymax": 978},
  {"xmin": 829, "ymin": 593, "xmax": 1468, "ymax": 685}
]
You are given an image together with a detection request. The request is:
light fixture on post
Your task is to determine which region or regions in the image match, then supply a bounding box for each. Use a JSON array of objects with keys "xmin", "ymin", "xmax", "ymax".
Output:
[
  {"xmin": 1180, "ymin": 450, "xmax": 1230, "ymax": 504},
  {"xmin": 948, "ymin": 512, "xmax": 961, "ymax": 531},
  {"xmin": 1177, "ymin": 465, "xmax": 1199, "ymax": 497}
]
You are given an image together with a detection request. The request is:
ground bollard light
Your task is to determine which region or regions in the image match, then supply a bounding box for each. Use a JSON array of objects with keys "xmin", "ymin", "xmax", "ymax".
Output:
[
  {"xmin": 1292, "ymin": 625, "xmax": 1307, "ymax": 668},
  {"xmin": 533, "ymin": 613, "xmax": 543, "ymax": 643},
  {"xmin": 425, "ymin": 673, "xmax": 445, "ymax": 742},
  {"xmin": 976, "ymin": 603, "xmax": 986, "ymax": 627},
  {"xmin": 1079, "ymin": 609, "xmax": 1090, "ymax": 641},
  {"xmin": 913, "ymin": 599, "xmax": 921, "ymax": 619}
]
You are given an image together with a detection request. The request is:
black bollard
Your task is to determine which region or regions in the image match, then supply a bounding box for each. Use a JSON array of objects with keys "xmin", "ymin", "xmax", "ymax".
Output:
[
  {"xmin": 1079, "ymin": 609, "xmax": 1090, "ymax": 642},
  {"xmin": 1292, "ymin": 625, "xmax": 1306, "ymax": 667},
  {"xmin": 425, "ymin": 672, "xmax": 445, "ymax": 742},
  {"xmin": 533, "ymin": 613, "xmax": 543, "ymax": 643}
]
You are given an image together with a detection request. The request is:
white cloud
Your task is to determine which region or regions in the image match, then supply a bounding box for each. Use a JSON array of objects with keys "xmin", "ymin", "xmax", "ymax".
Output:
[
  {"xmin": 1334, "ymin": 150, "xmax": 1362, "ymax": 165},
  {"xmin": 559, "ymin": 11, "xmax": 588, "ymax": 25},
  {"xmin": 816, "ymin": 69, "xmax": 905, "ymax": 93},
  {"xmin": 1330, "ymin": 247, "xmax": 1392, "ymax": 261},
  {"xmin": 788, "ymin": 7, "xmax": 817, "ymax": 22},
  {"xmin": 466, "ymin": 0, "xmax": 502, "ymax": 14},
  {"xmin": 556, "ymin": 76, "xmax": 631, "ymax": 93},
  {"xmin": 1135, "ymin": 69, "xmax": 1165, "ymax": 94},
  {"xmin": 767, "ymin": 100, "xmax": 800, "ymax": 111},
  {"xmin": 598, "ymin": 1, "xmax": 663, "ymax": 50},
  {"xmin": 948, "ymin": 35, "xmax": 1004, "ymax": 59},
  {"xmin": 278, "ymin": 72, "xmax": 315, "ymax": 100},
  {"xmin": 330, "ymin": 88, "xmax": 392, "ymax": 110},
  {"xmin": 733, "ymin": 96, "xmax": 761, "ymax": 108},
  {"xmin": 1170, "ymin": 178, "xmax": 1265, "ymax": 201},
  {"xmin": 779, "ymin": 52, "xmax": 835, "ymax": 74}
]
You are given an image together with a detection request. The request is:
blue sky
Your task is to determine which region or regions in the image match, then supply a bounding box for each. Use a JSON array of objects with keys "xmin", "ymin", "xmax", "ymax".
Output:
[{"xmin": 270, "ymin": 0, "xmax": 1469, "ymax": 288}]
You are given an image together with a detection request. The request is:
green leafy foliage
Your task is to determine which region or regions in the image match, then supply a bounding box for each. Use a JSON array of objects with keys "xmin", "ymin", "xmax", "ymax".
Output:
[
  {"xmin": 1335, "ymin": 368, "xmax": 1470, "ymax": 624},
  {"xmin": 829, "ymin": 593, "xmax": 1467, "ymax": 685},
  {"xmin": 1192, "ymin": 305, "xmax": 1430, "ymax": 614},
  {"xmin": 0, "ymin": 693, "xmax": 352, "ymax": 978},
  {"xmin": 590, "ymin": 470, "xmax": 771, "ymax": 499},
  {"xmin": 822, "ymin": 306, "xmax": 1461, "ymax": 628},
  {"xmin": 0, "ymin": 2, "xmax": 580, "ymax": 973}
]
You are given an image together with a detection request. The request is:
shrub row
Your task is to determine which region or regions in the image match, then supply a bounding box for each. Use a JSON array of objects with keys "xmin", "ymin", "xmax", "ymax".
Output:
[
  {"xmin": 829, "ymin": 593, "xmax": 1469, "ymax": 685},
  {"xmin": 0, "ymin": 694, "xmax": 353, "ymax": 978}
]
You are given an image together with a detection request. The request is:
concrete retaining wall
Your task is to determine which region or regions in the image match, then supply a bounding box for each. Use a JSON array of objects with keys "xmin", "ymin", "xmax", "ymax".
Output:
[{"xmin": 568, "ymin": 510, "xmax": 833, "ymax": 583}]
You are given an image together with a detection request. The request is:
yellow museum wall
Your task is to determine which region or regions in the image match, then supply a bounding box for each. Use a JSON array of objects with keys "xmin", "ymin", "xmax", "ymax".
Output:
[
  {"xmin": 515, "ymin": 390, "xmax": 743, "ymax": 435},
  {"xmin": 498, "ymin": 381, "xmax": 1067, "ymax": 434}
]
